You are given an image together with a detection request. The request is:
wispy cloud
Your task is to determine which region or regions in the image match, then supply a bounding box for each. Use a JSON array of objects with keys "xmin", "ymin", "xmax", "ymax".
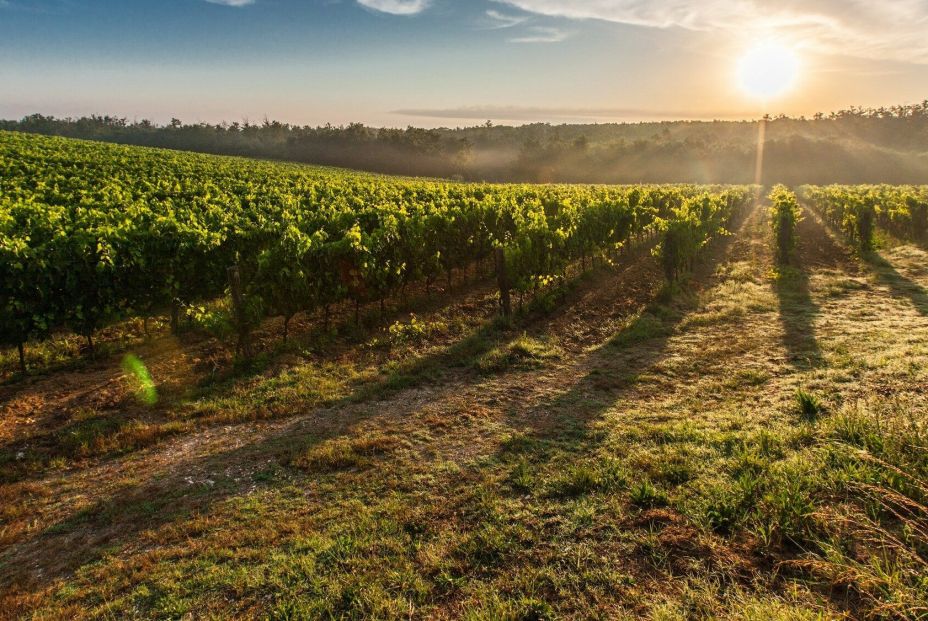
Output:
[
  {"xmin": 394, "ymin": 105, "xmax": 751, "ymax": 122},
  {"xmin": 509, "ymin": 26, "xmax": 567, "ymax": 43},
  {"xmin": 484, "ymin": 9, "xmax": 529, "ymax": 29},
  {"xmin": 204, "ymin": 0, "xmax": 255, "ymax": 6},
  {"xmin": 356, "ymin": 0, "xmax": 431, "ymax": 16},
  {"xmin": 491, "ymin": 0, "xmax": 928, "ymax": 63}
]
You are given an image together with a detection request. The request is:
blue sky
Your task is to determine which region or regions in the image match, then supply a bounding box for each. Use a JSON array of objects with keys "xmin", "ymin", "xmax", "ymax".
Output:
[{"xmin": 2, "ymin": 0, "xmax": 927, "ymax": 127}]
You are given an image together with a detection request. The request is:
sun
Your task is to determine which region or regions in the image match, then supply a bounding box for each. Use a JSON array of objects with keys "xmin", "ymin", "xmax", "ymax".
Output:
[{"xmin": 737, "ymin": 41, "xmax": 801, "ymax": 100}]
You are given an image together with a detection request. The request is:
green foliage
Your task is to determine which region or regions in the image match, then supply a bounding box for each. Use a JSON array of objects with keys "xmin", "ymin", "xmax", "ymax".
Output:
[
  {"xmin": 799, "ymin": 184, "xmax": 928, "ymax": 249},
  {"xmin": 385, "ymin": 314, "xmax": 446, "ymax": 345},
  {"xmin": 185, "ymin": 302, "xmax": 235, "ymax": 340},
  {"xmin": 630, "ymin": 479, "xmax": 669, "ymax": 508},
  {"xmin": 768, "ymin": 185, "xmax": 801, "ymax": 264},
  {"xmin": 794, "ymin": 388, "xmax": 824, "ymax": 422},
  {"xmin": 0, "ymin": 130, "xmax": 754, "ymax": 368},
  {"xmin": 656, "ymin": 192, "xmax": 742, "ymax": 282},
  {"xmin": 905, "ymin": 195, "xmax": 928, "ymax": 241},
  {"xmin": 0, "ymin": 199, "xmax": 59, "ymax": 370}
]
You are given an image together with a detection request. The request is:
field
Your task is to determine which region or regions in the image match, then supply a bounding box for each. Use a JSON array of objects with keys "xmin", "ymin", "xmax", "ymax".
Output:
[{"xmin": 1, "ymin": 132, "xmax": 927, "ymax": 619}]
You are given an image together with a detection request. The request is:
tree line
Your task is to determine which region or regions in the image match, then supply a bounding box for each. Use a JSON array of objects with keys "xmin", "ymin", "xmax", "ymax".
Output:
[{"xmin": 2, "ymin": 101, "xmax": 927, "ymax": 184}]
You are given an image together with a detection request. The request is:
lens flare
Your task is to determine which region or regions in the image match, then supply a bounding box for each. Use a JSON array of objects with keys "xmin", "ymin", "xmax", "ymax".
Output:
[{"xmin": 122, "ymin": 354, "xmax": 158, "ymax": 405}]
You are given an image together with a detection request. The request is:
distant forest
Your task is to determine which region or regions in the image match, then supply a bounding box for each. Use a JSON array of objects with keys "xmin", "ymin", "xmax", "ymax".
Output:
[{"xmin": 3, "ymin": 102, "xmax": 928, "ymax": 184}]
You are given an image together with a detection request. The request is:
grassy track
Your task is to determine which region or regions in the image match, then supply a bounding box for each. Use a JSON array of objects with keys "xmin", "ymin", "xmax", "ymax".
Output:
[{"xmin": 2, "ymin": 200, "xmax": 927, "ymax": 619}]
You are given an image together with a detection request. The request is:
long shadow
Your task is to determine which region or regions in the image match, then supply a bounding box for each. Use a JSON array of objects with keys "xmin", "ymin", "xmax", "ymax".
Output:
[
  {"xmin": 863, "ymin": 252, "xmax": 928, "ymax": 316},
  {"xmin": 470, "ymin": 204, "xmax": 779, "ymax": 600},
  {"xmin": 499, "ymin": 299, "xmax": 689, "ymax": 459},
  {"xmin": 0, "ymin": 277, "xmax": 506, "ymax": 483},
  {"xmin": 494, "ymin": 203, "xmax": 757, "ymax": 462},
  {"xmin": 0, "ymin": 312, "xmax": 670, "ymax": 599},
  {"xmin": 772, "ymin": 207, "xmax": 860, "ymax": 370},
  {"xmin": 0, "ymin": 232, "xmax": 675, "ymax": 593},
  {"xmin": 0, "ymin": 282, "xmax": 575, "ymax": 486},
  {"xmin": 0, "ymin": 326, "xmax": 504, "ymax": 486},
  {"xmin": 774, "ymin": 264, "xmax": 822, "ymax": 369},
  {"xmin": 2, "ymin": 206, "xmax": 764, "ymax": 612},
  {"xmin": 0, "ymin": 236, "xmax": 670, "ymax": 487}
]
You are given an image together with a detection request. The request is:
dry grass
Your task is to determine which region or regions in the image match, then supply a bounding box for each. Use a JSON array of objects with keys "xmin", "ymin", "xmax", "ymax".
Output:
[{"xmin": 2, "ymin": 205, "xmax": 927, "ymax": 619}]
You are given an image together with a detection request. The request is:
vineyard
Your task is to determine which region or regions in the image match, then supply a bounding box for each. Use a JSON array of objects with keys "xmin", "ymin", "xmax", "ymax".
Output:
[
  {"xmin": 1, "ymin": 133, "xmax": 928, "ymax": 620},
  {"xmin": 0, "ymin": 130, "xmax": 751, "ymax": 374},
  {"xmin": 800, "ymin": 184, "xmax": 928, "ymax": 250}
]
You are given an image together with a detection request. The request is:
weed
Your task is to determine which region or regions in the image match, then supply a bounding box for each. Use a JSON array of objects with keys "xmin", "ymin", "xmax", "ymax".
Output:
[
  {"xmin": 610, "ymin": 311, "xmax": 672, "ymax": 348},
  {"xmin": 654, "ymin": 453, "xmax": 695, "ymax": 486},
  {"xmin": 475, "ymin": 334, "xmax": 561, "ymax": 374},
  {"xmin": 291, "ymin": 434, "xmax": 398, "ymax": 472},
  {"xmin": 630, "ymin": 480, "xmax": 669, "ymax": 508},
  {"xmin": 509, "ymin": 459, "xmax": 535, "ymax": 493},
  {"xmin": 795, "ymin": 388, "xmax": 824, "ymax": 422},
  {"xmin": 553, "ymin": 458, "xmax": 627, "ymax": 497},
  {"xmin": 383, "ymin": 314, "xmax": 448, "ymax": 346}
]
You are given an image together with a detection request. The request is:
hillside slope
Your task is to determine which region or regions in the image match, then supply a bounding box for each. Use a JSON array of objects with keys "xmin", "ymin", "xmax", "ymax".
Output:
[{"xmin": 2, "ymin": 203, "xmax": 928, "ymax": 618}]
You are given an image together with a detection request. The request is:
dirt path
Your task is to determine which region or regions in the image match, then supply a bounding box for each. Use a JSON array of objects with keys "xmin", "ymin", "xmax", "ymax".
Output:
[
  {"xmin": 0, "ymin": 219, "xmax": 669, "ymax": 592},
  {"xmin": 0, "ymin": 204, "xmax": 711, "ymax": 574},
  {"xmin": 5, "ymin": 202, "xmax": 928, "ymax": 618}
]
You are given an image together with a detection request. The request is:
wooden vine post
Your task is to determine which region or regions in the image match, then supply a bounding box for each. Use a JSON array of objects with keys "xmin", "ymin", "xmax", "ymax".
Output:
[
  {"xmin": 495, "ymin": 246, "xmax": 511, "ymax": 318},
  {"xmin": 228, "ymin": 264, "xmax": 252, "ymax": 360}
]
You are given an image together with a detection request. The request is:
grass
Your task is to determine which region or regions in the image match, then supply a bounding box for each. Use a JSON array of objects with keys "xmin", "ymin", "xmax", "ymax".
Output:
[
  {"xmin": 3, "ymin": 206, "xmax": 928, "ymax": 619},
  {"xmin": 291, "ymin": 433, "xmax": 401, "ymax": 473},
  {"xmin": 795, "ymin": 388, "xmax": 825, "ymax": 421},
  {"xmin": 474, "ymin": 333, "xmax": 562, "ymax": 374},
  {"xmin": 552, "ymin": 458, "xmax": 628, "ymax": 497},
  {"xmin": 630, "ymin": 479, "xmax": 669, "ymax": 508}
]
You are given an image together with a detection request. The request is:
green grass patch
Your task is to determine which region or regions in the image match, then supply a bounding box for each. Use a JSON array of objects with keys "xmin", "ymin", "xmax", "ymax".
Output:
[{"xmin": 475, "ymin": 334, "xmax": 561, "ymax": 374}]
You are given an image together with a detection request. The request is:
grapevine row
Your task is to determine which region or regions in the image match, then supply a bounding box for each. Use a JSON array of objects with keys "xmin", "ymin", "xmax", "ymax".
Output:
[
  {"xmin": 799, "ymin": 185, "xmax": 928, "ymax": 250},
  {"xmin": 768, "ymin": 186, "xmax": 801, "ymax": 265},
  {"xmin": 0, "ymin": 131, "xmax": 753, "ymax": 371}
]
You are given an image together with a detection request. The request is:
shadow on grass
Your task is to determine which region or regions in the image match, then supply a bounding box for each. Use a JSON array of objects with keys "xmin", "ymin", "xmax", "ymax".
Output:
[
  {"xmin": 0, "ymin": 238, "xmax": 673, "ymax": 595},
  {"xmin": 0, "ymin": 326, "xmax": 504, "ymax": 486},
  {"xmin": 863, "ymin": 252, "xmax": 928, "ymax": 316},
  {"xmin": 2, "ymin": 203, "xmax": 761, "ymax": 604},
  {"xmin": 774, "ymin": 265, "xmax": 822, "ymax": 369},
  {"xmin": 493, "ymin": 204, "xmax": 755, "ymax": 467},
  {"xmin": 0, "ymin": 276, "xmax": 505, "ymax": 482},
  {"xmin": 0, "ymin": 289, "xmax": 529, "ymax": 486},
  {"xmin": 0, "ymin": 237, "xmax": 667, "ymax": 487},
  {"xmin": 497, "ymin": 298, "xmax": 689, "ymax": 464},
  {"xmin": 770, "ymin": 205, "xmax": 868, "ymax": 370}
]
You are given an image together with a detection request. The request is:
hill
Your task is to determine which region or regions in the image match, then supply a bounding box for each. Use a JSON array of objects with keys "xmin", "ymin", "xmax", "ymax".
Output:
[
  {"xmin": 4, "ymin": 101, "xmax": 928, "ymax": 184},
  {"xmin": 1, "ymin": 134, "xmax": 927, "ymax": 618}
]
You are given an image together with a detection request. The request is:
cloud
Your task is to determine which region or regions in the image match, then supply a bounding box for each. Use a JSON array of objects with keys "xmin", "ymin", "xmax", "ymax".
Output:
[
  {"xmin": 204, "ymin": 0, "xmax": 255, "ymax": 5},
  {"xmin": 508, "ymin": 26, "xmax": 568, "ymax": 43},
  {"xmin": 484, "ymin": 9, "xmax": 529, "ymax": 29},
  {"xmin": 356, "ymin": 0, "xmax": 430, "ymax": 15},
  {"xmin": 491, "ymin": 0, "xmax": 928, "ymax": 63},
  {"xmin": 394, "ymin": 105, "xmax": 750, "ymax": 122}
]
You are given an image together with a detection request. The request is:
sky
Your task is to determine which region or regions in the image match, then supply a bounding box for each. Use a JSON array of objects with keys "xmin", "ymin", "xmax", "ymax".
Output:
[{"xmin": 2, "ymin": 0, "xmax": 927, "ymax": 128}]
